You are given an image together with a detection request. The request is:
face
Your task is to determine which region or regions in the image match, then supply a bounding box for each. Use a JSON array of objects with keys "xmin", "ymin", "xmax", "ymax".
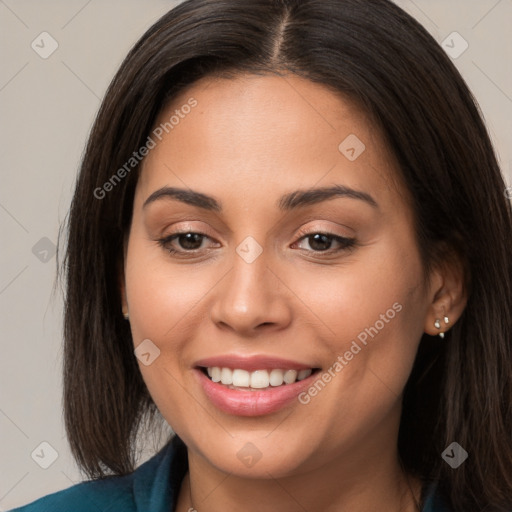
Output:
[{"xmin": 122, "ymin": 73, "xmax": 432, "ymax": 478}]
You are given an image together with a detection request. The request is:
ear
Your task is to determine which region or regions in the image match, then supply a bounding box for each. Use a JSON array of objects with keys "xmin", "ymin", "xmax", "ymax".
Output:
[{"xmin": 423, "ymin": 252, "xmax": 467, "ymax": 337}]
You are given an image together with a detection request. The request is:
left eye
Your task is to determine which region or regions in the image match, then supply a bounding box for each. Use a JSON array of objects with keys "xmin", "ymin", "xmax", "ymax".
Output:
[{"xmin": 294, "ymin": 233, "xmax": 355, "ymax": 252}]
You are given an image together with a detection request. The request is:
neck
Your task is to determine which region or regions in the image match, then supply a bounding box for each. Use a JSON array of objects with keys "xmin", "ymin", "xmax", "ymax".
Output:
[{"xmin": 176, "ymin": 442, "xmax": 422, "ymax": 512}]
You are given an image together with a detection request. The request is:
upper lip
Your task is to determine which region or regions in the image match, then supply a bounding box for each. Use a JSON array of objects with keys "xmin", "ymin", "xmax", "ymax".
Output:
[{"xmin": 194, "ymin": 355, "xmax": 317, "ymax": 372}]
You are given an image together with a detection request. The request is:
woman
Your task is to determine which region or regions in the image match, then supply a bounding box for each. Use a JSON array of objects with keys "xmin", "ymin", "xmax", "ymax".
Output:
[{"xmin": 10, "ymin": 0, "xmax": 512, "ymax": 511}]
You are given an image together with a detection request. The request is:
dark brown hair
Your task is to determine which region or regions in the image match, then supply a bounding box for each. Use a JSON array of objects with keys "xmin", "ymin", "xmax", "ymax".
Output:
[{"xmin": 60, "ymin": 0, "xmax": 512, "ymax": 510}]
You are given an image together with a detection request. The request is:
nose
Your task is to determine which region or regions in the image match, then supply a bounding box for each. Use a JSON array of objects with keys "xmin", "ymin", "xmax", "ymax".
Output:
[{"xmin": 209, "ymin": 248, "xmax": 293, "ymax": 337}]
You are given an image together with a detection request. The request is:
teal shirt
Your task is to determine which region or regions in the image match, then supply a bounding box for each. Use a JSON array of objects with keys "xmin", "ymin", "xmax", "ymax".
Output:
[{"xmin": 9, "ymin": 436, "xmax": 451, "ymax": 511}]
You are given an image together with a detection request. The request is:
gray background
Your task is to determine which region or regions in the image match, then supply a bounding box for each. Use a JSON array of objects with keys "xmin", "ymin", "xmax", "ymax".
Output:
[{"xmin": 1, "ymin": 0, "xmax": 510, "ymax": 508}]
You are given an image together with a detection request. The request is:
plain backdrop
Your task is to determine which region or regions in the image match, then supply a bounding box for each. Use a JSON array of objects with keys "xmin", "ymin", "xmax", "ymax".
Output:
[{"xmin": 1, "ymin": 0, "xmax": 511, "ymax": 508}]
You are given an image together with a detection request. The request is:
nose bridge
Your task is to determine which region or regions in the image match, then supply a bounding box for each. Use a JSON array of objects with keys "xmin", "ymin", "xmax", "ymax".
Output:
[{"xmin": 209, "ymin": 240, "xmax": 291, "ymax": 334}]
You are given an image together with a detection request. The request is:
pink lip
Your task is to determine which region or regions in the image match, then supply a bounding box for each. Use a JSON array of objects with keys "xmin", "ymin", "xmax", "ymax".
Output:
[
  {"xmin": 194, "ymin": 354, "xmax": 314, "ymax": 372},
  {"xmin": 194, "ymin": 368, "xmax": 318, "ymax": 416}
]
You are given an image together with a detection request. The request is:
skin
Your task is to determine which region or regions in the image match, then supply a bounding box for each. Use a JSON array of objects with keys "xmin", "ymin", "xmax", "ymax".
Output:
[{"xmin": 121, "ymin": 73, "xmax": 466, "ymax": 512}]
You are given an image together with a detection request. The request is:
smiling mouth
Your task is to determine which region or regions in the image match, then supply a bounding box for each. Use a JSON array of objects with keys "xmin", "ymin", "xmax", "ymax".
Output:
[{"xmin": 198, "ymin": 366, "xmax": 321, "ymax": 391}]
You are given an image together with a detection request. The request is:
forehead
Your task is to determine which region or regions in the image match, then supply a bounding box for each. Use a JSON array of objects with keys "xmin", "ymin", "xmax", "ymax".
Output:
[{"xmin": 136, "ymin": 73, "xmax": 407, "ymax": 213}]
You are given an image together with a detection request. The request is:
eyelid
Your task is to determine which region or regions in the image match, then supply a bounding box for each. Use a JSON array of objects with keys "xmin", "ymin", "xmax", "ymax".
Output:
[
  {"xmin": 294, "ymin": 223, "xmax": 354, "ymax": 239},
  {"xmin": 160, "ymin": 230, "xmax": 218, "ymax": 246},
  {"xmin": 159, "ymin": 221, "xmax": 216, "ymax": 238}
]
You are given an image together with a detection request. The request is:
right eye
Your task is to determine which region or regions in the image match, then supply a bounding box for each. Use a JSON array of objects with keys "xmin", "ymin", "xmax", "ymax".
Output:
[{"xmin": 158, "ymin": 231, "xmax": 221, "ymax": 255}]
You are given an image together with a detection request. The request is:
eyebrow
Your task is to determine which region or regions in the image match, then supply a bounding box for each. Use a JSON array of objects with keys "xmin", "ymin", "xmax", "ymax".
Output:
[
  {"xmin": 142, "ymin": 184, "xmax": 378, "ymax": 211},
  {"xmin": 143, "ymin": 187, "xmax": 221, "ymax": 211},
  {"xmin": 278, "ymin": 184, "xmax": 378, "ymax": 210}
]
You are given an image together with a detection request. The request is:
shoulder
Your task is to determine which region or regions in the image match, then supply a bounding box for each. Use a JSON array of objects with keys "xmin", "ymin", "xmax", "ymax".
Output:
[
  {"xmin": 7, "ymin": 436, "xmax": 188, "ymax": 512},
  {"xmin": 7, "ymin": 475, "xmax": 135, "ymax": 512}
]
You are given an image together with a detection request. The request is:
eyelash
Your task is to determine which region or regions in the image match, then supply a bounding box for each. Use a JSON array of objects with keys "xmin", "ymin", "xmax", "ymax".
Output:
[{"xmin": 157, "ymin": 230, "xmax": 356, "ymax": 257}]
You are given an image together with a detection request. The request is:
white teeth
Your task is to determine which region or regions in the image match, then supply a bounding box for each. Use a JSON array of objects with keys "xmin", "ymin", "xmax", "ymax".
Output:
[
  {"xmin": 232, "ymin": 369, "xmax": 250, "ymax": 387},
  {"xmin": 250, "ymin": 370, "xmax": 270, "ymax": 388},
  {"xmin": 297, "ymin": 369, "xmax": 312, "ymax": 381},
  {"xmin": 204, "ymin": 367, "xmax": 314, "ymax": 389},
  {"xmin": 211, "ymin": 367, "xmax": 221, "ymax": 382},
  {"xmin": 220, "ymin": 367, "xmax": 233, "ymax": 385},
  {"xmin": 283, "ymin": 369, "xmax": 298, "ymax": 384},
  {"xmin": 269, "ymin": 369, "xmax": 284, "ymax": 386}
]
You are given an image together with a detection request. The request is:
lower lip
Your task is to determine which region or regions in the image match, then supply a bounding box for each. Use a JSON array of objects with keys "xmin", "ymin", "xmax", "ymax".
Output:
[{"xmin": 194, "ymin": 368, "xmax": 317, "ymax": 416}]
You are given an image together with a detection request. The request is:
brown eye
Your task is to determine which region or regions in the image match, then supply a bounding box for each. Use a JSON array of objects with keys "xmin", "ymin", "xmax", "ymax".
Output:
[
  {"xmin": 174, "ymin": 233, "xmax": 205, "ymax": 250},
  {"xmin": 158, "ymin": 231, "xmax": 218, "ymax": 255},
  {"xmin": 295, "ymin": 232, "xmax": 356, "ymax": 253}
]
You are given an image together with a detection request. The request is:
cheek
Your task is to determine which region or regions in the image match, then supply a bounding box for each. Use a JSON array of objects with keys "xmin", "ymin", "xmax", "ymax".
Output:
[
  {"xmin": 123, "ymin": 230, "xmax": 239, "ymax": 434},
  {"xmin": 298, "ymin": 239, "xmax": 426, "ymax": 420},
  {"xmin": 124, "ymin": 233, "xmax": 216, "ymax": 344},
  {"xmin": 299, "ymin": 239, "xmax": 423, "ymax": 349},
  {"xmin": 290, "ymin": 248, "xmax": 425, "ymax": 469}
]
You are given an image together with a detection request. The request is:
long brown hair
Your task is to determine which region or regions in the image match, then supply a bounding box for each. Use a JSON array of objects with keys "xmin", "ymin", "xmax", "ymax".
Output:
[{"xmin": 60, "ymin": 1, "xmax": 512, "ymax": 510}]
